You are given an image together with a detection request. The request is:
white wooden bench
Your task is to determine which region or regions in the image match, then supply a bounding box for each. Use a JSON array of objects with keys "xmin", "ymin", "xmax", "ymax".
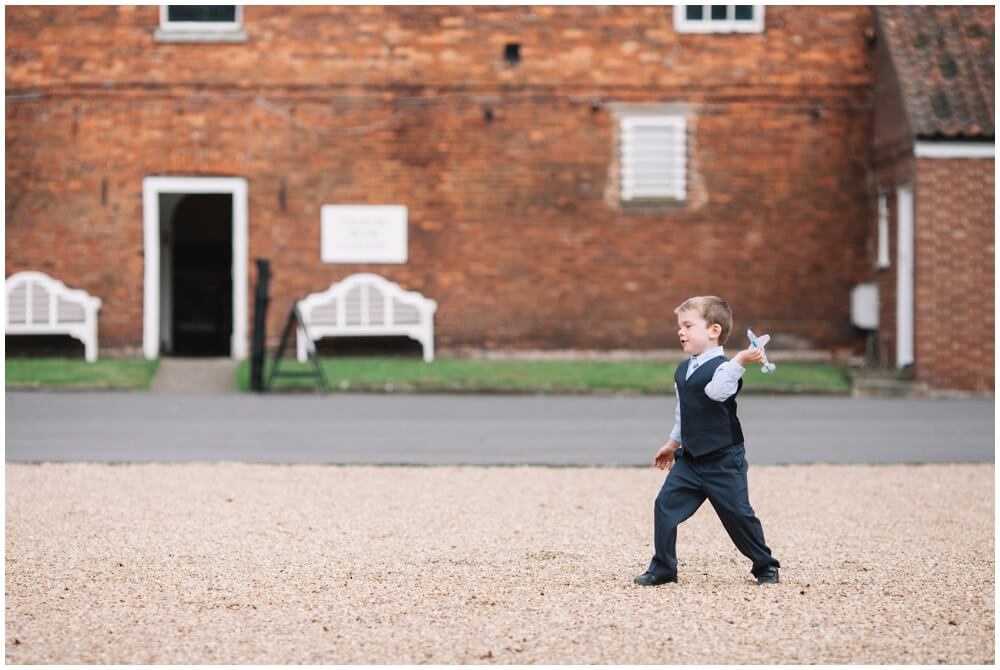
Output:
[
  {"xmin": 6, "ymin": 271, "xmax": 103, "ymax": 361},
  {"xmin": 297, "ymin": 273, "xmax": 438, "ymax": 363}
]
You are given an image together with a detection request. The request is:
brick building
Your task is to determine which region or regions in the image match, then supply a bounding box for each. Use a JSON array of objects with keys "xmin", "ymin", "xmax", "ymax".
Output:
[
  {"xmin": 4, "ymin": 6, "xmax": 992, "ymax": 391},
  {"xmin": 870, "ymin": 6, "xmax": 994, "ymax": 392}
]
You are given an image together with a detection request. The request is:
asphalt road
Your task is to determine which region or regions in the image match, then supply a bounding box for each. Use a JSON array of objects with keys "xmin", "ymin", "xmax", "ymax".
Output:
[{"xmin": 5, "ymin": 392, "xmax": 993, "ymax": 465}]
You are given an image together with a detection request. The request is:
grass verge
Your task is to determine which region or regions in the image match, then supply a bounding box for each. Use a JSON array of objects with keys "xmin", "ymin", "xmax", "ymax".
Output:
[
  {"xmin": 238, "ymin": 357, "xmax": 850, "ymax": 395},
  {"xmin": 5, "ymin": 358, "xmax": 161, "ymax": 391}
]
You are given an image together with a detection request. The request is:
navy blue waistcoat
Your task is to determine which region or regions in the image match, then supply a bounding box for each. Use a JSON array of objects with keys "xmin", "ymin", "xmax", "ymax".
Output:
[{"xmin": 676, "ymin": 355, "xmax": 745, "ymax": 458}]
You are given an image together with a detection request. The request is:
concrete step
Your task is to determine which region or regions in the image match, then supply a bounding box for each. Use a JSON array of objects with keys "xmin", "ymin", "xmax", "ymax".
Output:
[
  {"xmin": 848, "ymin": 368, "xmax": 926, "ymax": 398},
  {"xmin": 150, "ymin": 357, "xmax": 238, "ymax": 394}
]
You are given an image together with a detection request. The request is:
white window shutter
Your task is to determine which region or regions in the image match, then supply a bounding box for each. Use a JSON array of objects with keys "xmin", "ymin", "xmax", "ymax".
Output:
[{"xmin": 620, "ymin": 116, "xmax": 687, "ymax": 201}]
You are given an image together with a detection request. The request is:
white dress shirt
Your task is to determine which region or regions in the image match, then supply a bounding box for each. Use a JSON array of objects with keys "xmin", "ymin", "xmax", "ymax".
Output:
[{"xmin": 669, "ymin": 345, "xmax": 745, "ymax": 445}]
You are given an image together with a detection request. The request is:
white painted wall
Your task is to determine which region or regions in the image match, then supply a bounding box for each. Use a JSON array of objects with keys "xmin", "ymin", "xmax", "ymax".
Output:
[{"xmin": 914, "ymin": 142, "xmax": 995, "ymax": 159}]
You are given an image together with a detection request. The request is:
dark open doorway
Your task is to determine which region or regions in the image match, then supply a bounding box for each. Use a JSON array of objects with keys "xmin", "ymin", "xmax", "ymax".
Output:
[{"xmin": 162, "ymin": 193, "xmax": 233, "ymax": 356}]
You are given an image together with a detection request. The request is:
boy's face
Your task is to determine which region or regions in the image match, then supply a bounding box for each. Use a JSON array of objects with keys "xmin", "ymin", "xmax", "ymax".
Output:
[{"xmin": 676, "ymin": 309, "xmax": 722, "ymax": 356}]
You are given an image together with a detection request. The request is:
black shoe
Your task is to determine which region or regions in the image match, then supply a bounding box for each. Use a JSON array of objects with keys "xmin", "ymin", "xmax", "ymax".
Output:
[
  {"xmin": 756, "ymin": 568, "xmax": 779, "ymax": 585},
  {"xmin": 633, "ymin": 572, "xmax": 677, "ymax": 586}
]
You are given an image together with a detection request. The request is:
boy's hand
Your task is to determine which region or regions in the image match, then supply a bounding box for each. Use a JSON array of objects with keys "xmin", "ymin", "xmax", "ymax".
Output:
[
  {"xmin": 734, "ymin": 347, "xmax": 765, "ymax": 366},
  {"xmin": 654, "ymin": 443, "xmax": 678, "ymax": 470}
]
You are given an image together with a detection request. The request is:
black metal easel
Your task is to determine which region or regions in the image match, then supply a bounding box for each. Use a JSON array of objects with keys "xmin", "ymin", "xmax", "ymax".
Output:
[{"xmin": 266, "ymin": 301, "xmax": 329, "ymax": 394}]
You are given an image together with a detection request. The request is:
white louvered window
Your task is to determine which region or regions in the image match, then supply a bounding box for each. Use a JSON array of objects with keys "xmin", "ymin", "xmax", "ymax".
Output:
[
  {"xmin": 620, "ymin": 116, "xmax": 687, "ymax": 202},
  {"xmin": 674, "ymin": 5, "xmax": 765, "ymax": 33}
]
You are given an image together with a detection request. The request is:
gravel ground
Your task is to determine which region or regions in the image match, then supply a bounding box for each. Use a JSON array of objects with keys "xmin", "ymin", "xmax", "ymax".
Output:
[{"xmin": 5, "ymin": 462, "xmax": 994, "ymax": 664}]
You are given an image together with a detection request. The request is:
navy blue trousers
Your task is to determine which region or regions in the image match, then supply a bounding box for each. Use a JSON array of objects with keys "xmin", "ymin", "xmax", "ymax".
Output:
[{"xmin": 647, "ymin": 443, "xmax": 780, "ymax": 579}]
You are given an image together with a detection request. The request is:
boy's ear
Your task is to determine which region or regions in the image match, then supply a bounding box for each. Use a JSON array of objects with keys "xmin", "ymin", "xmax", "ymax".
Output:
[{"xmin": 708, "ymin": 323, "xmax": 722, "ymax": 339}]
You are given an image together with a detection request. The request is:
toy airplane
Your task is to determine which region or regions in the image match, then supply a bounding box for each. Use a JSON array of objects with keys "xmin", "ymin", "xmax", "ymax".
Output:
[{"xmin": 747, "ymin": 328, "xmax": 777, "ymax": 374}]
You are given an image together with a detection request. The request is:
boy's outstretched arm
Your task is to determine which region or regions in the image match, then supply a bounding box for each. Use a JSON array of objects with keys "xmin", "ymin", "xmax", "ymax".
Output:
[{"xmin": 704, "ymin": 347, "xmax": 764, "ymax": 401}]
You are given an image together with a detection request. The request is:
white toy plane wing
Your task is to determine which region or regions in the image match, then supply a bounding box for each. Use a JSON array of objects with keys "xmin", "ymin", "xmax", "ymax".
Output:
[{"xmin": 746, "ymin": 328, "xmax": 777, "ymax": 374}]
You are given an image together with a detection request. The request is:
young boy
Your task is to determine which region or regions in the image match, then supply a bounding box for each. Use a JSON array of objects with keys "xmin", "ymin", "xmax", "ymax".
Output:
[{"xmin": 634, "ymin": 296, "xmax": 781, "ymax": 586}]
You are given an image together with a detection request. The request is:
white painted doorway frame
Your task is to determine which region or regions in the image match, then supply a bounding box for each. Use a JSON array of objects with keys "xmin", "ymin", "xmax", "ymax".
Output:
[
  {"xmin": 895, "ymin": 184, "xmax": 914, "ymax": 368},
  {"xmin": 142, "ymin": 176, "xmax": 249, "ymax": 360}
]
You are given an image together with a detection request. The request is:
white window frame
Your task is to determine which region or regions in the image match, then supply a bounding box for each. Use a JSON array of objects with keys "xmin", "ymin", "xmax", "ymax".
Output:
[
  {"xmin": 155, "ymin": 5, "xmax": 247, "ymax": 42},
  {"xmin": 674, "ymin": 5, "xmax": 765, "ymax": 34},
  {"xmin": 876, "ymin": 190, "xmax": 891, "ymax": 269},
  {"xmin": 620, "ymin": 115, "xmax": 687, "ymax": 202},
  {"xmin": 160, "ymin": 5, "xmax": 243, "ymax": 32}
]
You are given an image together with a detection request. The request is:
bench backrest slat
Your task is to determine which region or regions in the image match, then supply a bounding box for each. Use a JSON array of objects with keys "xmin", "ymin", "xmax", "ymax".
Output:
[
  {"xmin": 6, "ymin": 271, "xmax": 102, "ymax": 361},
  {"xmin": 345, "ymin": 285, "xmax": 362, "ymax": 326},
  {"xmin": 297, "ymin": 272, "xmax": 437, "ymax": 363},
  {"xmin": 311, "ymin": 301, "xmax": 338, "ymax": 326},
  {"xmin": 57, "ymin": 297, "xmax": 86, "ymax": 323},
  {"xmin": 393, "ymin": 299, "xmax": 420, "ymax": 325},
  {"xmin": 300, "ymin": 273, "xmax": 436, "ymax": 329},
  {"xmin": 31, "ymin": 283, "xmax": 50, "ymax": 324},
  {"xmin": 6, "ymin": 271, "xmax": 101, "ymax": 327},
  {"xmin": 8, "ymin": 283, "xmax": 27, "ymax": 324},
  {"xmin": 306, "ymin": 278, "xmax": 432, "ymax": 327},
  {"xmin": 369, "ymin": 284, "xmax": 385, "ymax": 326}
]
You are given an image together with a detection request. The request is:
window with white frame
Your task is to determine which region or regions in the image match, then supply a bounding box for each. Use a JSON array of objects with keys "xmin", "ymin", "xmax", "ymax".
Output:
[
  {"xmin": 674, "ymin": 5, "xmax": 765, "ymax": 33},
  {"xmin": 619, "ymin": 116, "xmax": 687, "ymax": 202},
  {"xmin": 155, "ymin": 5, "xmax": 246, "ymax": 42},
  {"xmin": 876, "ymin": 190, "xmax": 891, "ymax": 269}
]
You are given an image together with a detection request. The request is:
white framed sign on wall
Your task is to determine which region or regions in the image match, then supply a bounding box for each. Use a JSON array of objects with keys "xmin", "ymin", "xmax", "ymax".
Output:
[{"xmin": 321, "ymin": 205, "xmax": 408, "ymax": 264}]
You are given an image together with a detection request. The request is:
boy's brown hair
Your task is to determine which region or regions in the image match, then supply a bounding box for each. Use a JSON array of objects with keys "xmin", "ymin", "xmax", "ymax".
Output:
[{"xmin": 675, "ymin": 296, "xmax": 734, "ymax": 344}]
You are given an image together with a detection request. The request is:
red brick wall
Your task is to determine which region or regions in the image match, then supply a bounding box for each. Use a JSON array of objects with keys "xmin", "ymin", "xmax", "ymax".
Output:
[
  {"xmin": 869, "ymin": 8, "xmax": 907, "ymax": 371},
  {"xmin": 6, "ymin": 6, "xmax": 875, "ymax": 355},
  {"xmin": 866, "ymin": 9, "xmax": 993, "ymax": 393},
  {"xmin": 914, "ymin": 158, "xmax": 995, "ymax": 392},
  {"xmin": 871, "ymin": 9, "xmax": 913, "ymax": 176}
]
